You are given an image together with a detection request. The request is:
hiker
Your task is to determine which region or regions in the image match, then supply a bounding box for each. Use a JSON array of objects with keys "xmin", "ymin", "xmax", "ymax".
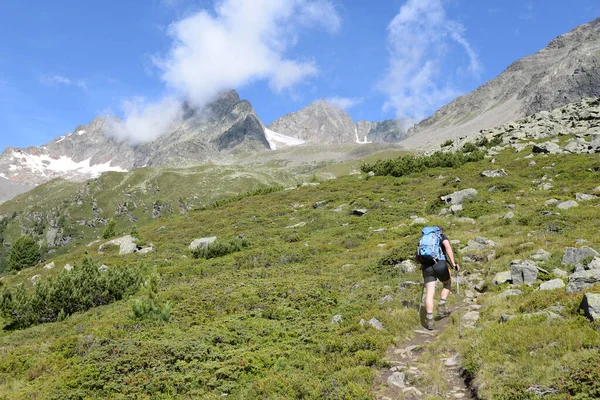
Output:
[{"xmin": 416, "ymin": 226, "xmax": 460, "ymax": 330}]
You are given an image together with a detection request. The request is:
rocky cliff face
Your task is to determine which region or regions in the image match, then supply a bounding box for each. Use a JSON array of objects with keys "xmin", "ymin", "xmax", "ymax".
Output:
[
  {"xmin": 0, "ymin": 91, "xmax": 269, "ymax": 187},
  {"xmin": 268, "ymin": 100, "xmax": 406, "ymax": 144},
  {"xmin": 402, "ymin": 17, "xmax": 600, "ymax": 149}
]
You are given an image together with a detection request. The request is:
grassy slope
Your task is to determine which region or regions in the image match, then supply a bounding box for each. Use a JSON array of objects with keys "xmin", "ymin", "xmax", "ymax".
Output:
[{"xmin": 0, "ymin": 141, "xmax": 599, "ymax": 398}]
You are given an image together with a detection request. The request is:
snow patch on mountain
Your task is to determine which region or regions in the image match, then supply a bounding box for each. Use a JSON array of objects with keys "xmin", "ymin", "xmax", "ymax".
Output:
[
  {"xmin": 9, "ymin": 151, "xmax": 127, "ymax": 177},
  {"xmin": 264, "ymin": 128, "xmax": 305, "ymax": 150}
]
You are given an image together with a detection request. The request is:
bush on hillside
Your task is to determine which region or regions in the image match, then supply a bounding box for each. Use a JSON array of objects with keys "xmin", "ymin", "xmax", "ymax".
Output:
[
  {"xmin": 361, "ymin": 150, "xmax": 485, "ymax": 177},
  {"xmin": 102, "ymin": 219, "xmax": 116, "ymax": 239},
  {"xmin": 191, "ymin": 238, "xmax": 250, "ymax": 259},
  {"xmin": 131, "ymin": 273, "xmax": 172, "ymax": 322},
  {"xmin": 7, "ymin": 236, "xmax": 41, "ymax": 271},
  {"xmin": 0, "ymin": 256, "xmax": 142, "ymax": 329}
]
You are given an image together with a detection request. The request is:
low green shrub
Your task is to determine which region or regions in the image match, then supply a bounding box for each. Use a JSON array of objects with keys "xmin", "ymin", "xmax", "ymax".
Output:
[
  {"xmin": 0, "ymin": 256, "xmax": 142, "ymax": 329},
  {"xmin": 102, "ymin": 219, "xmax": 116, "ymax": 239},
  {"xmin": 131, "ymin": 273, "xmax": 172, "ymax": 322},
  {"xmin": 361, "ymin": 150, "xmax": 485, "ymax": 177},
  {"xmin": 191, "ymin": 237, "xmax": 250, "ymax": 259},
  {"xmin": 441, "ymin": 139, "xmax": 454, "ymax": 148},
  {"xmin": 7, "ymin": 235, "xmax": 40, "ymax": 271}
]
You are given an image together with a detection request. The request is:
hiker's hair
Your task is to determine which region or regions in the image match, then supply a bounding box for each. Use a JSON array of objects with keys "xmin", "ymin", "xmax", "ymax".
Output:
[{"xmin": 437, "ymin": 225, "xmax": 444, "ymax": 233}]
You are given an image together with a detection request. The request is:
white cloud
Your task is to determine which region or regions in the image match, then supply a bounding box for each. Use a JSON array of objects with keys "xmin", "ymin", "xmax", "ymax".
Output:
[
  {"xmin": 112, "ymin": 0, "xmax": 341, "ymax": 144},
  {"xmin": 380, "ymin": 0, "xmax": 481, "ymax": 123},
  {"xmin": 106, "ymin": 97, "xmax": 184, "ymax": 145},
  {"xmin": 40, "ymin": 75, "xmax": 87, "ymax": 91},
  {"xmin": 326, "ymin": 96, "xmax": 364, "ymax": 110}
]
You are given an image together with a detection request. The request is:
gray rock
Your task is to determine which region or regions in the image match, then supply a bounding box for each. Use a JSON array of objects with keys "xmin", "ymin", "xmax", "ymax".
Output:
[
  {"xmin": 449, "ymin": 204, "xmax": 463, "ymax": 214},
  {"xmin": 493, "ymin": 271, "xmax": 512, "ymax": 285},
  {"xmin": 566, "ymin": 269, "xmax": 600, "ymax": 293},
  {"xmin": 99, "ymin": 235, "xmax": 139, "ymax": 255},
  {"xmin": 562, "ymin": 246, "xmax": 600, "ymax": 265},
  {"xmin": 189, "ymin": 236, "xmax": 217, "ymax": 251},
  {"xmin": 313, "ymin": 200, "xmax": 328, "ymax": 209},
  {"xmin": 374, "ymin": 228, "xmax": 387, "ymax": 233},
  {"xmin": 456, "ymin": 217, "xmax": 476, "ymax": 224},
  {"xmin": 499, "ymin": 314, "xmax": 515, "ymax": 323},
  {"xmin": 552, "ymin": 268, "xmax": 569, "ymax": 277},
  {"xmin": 504, "ymin": 211, "xmax": 515, "ymax": 219},
  {"xmin": 556, "ymin": 200, "xmax": 579, "ymax": 210},
  {"xmin": 387, "ymin": 372, "xmax": 406, "ymax": 389},
  {"xmin": 331, "ymin": 314, "xmax": 342, "ymax": 324},
  {"xmin": 411, "ymin": 217, "xmax": 428, "ymax": 225},
  {"xmin": 99, "ymin": 264, "xmax": 109, "ymax": 272},
  {"xmin": 43, "ymin": 262, "xmax": 55, "ymax": 270},
  {"xmin": 137, "ymin": 245, "xmax": 155, "ymax": 254},
  {"xmin": 587, "ymin": 257, "xmax": 600, "ymax": 270},
  {"xmin": 480, "ymin": 169, "xmax": 508, "ymax": 178},
  {"xmin": 462, "ymin": 311, "xmax": 480, "ymax": 323},
  {"xmin": 368, "ymin": 318, "xmax": 384, "ymax": 331},
  {"xmin": 532, "ymin": 142, "xmax": 561, "ymax": 154},
  {"xmin": 545, "ymin": 198, "xmax": 559, "ymax": 206},
  {"xmin": 379, "ymin": 295, "xmax": 394, "ymax": 304},
  {"xmin": 539, "ymin": 279, "xmax": 565, "ymax": 290},
  {"xmin": 29, "ymin": 274, "xmax": 41, "ymax": 285},
  {"xmin": 64, "ymin": 264, "xmax": 73, "ymax": 271},
  {"xmin": 575, "ymin": 264, "xmax": 586, "ymax": 273},
  {"xmin": 575, "ymin": 193, "xmax": 598, "ymax": 201},
  {"xmin": 511, "ymin": 260, "xmax": 538, "ymax": 285},
  {"xmin": 399, "ymin": 260, "xmax": 418, "ymax": 273},
  {"xmin": 499, "ymin": 289, "xmax": 523, "ymax": 297},
  {"xmin": 530, "ymin": 249, "xmax": 551, "ymax": 261},
  {"xmin": 440, "ymin": 189, "xmax": 478, "ymax": 205},
  {"xmin": 351, "ymin": 208, "xmax": 367, "ymax": 216},
  {"xmin": 581, "ymin": 293, "xmax": 600, "ymax": 322}
]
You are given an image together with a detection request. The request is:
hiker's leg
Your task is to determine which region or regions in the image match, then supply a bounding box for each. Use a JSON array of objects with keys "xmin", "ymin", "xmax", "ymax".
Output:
[
  {"xmin": 425, "ymin": 281, "xmax": 436, "ymax": 313},
  {"xmin": 440, "ymin": 279, "xmax": 452, "ymax": 300}
]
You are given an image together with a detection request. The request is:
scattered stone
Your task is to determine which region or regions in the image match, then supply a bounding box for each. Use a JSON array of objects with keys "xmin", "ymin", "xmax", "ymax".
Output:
[
  {"xmin": 553, "ymin": 268, "xmax": 569, "ymax": 277},
  {"xmin": 64, "ymin": 264, "xmax": 73, "ymax": 271},
  {"xmin": 480, "ymin": 169, "xmax": 508, "ymax": 178},
  {"xmin": 539, "ymin": 279, "xmax": 565, "ymax": 291},
  {"xmin": 99, "ymin": 235, "xmax": 139, "ymax": 255},
  {"xmin": 545, "ymin": 198, "xmax": 559, "ymax": 206},
  {"xmin": 528, "ymin": 160, "xmax": 537, "ymax": 166},
  {"xmin": 499, "ymin": 289, "xmax": 523, "ymax": 297},
  {"xmin": 581, "ymin": 293, "xmax": 600, "ymax": 322},
  {"xmin": 444, "ymin": 354, "xmax": 460, "ymax": 367},
  {"xmin": 351, "ymin": 209, "xmax": 367, "ymax": 216},
  {"xmin": 43, "ymin": 262, "xmax": 55, "ymax": 270},
  {"xmin": 440, "ymin": 189, "xmax": 478, "ymax": 205},
  {"xmin": 387, "ymin": 372, "xmax": 406, "ymax": 389},
  {"xmin": 313, "ymin": 201, "xmax": 328, "ymax": 209},
  {"xmin": 374, "ymin": 228, "xmax": 387, "ymax": 233},
  {"xmin": 137, "ymin": 245, "xmax": 155, "ymax": 254},
  {"xmin": 556, "ymin": 200, "xmax": 579, "ymax": 210},
  {"xmin": 499, "ymin": 314, "xmax": 515, "ymax": 323},
  {"xmin": 449, "ymin": 204, "xmax": 463, "ymax": 214},
  {"xmin": 566, "ymin": 269, "xmax": 600, "ymax": 293},
  {"xmin": 368, "ymin": 318, "xmax": 384, "ymax": 331},
  {"xmin": 587, "ymin": 257, "xmax": 600, "ymax": 270},
  {"xmin": 379, "ymin": 295, "xmax": 394, "ymax": 304},
  {"xmin": 331, "ymin": 315, "xmax": 342, "ymax": 324},
  {"xmin": 302, "ymin": 182, "xmax": 320, "ymax": 187},
  {"xmin": 333, "ymin": 204, "xmax": 347, "ymax": 212},
  {"xmin": 575, "ymin": 238, "xmax": 588, "ymax": 245},
  {"xmin": 377, "ymin": 243, "xmax": 387, "ymax": 248},
  {"xmin": 189, "ymin": 237, "xmax": 217, "ymax": 251},
  {"xmin": 399, "ymin": 281, "xmax": 422, "ymax": 288},
  {"xmin": 474, "ymin": 280, "xmax": 487, "ymax": 293},
  {"xmin": 532, "ymin": 142, "xmax": 561, "ymax": 154},
  {"xmin": 29, "ymin": 275, "xmax": 41, "ymax": 285},
  {"xmin": 456, "ymin": 217, "xmax": 476, "ymax": 224},
  {"xmin": 562, "ymin": 246, "xmax": 600, "ymax": 265},
  {"xmin": 511, "ymin": 260, "xmax": 538, "ymax": 285},
  {"xmin": 411, "ymin": 217, "xmax": 428, "ymax": 225},
  {"xmin": 504, "ymin": 211, "xmax": 515, "ymax": 219},
  {"xmin": 493, "ymin": 271, "xmax": 512, "ymax": 285},
  {"xmin": 99, "ymin": 264, "xmax": 109, "ymax": 272},
  {"xmin": 462, "ymin": 311, "xmax": 480, "ymax": 324},
  {"xmin": 576, "ymin": 193, "xmax": 598, "ymax": 201},
  {"xmin": 399, "ymin": 260, "xmax": 418, "ymax": 273},
  {"xmin": 530, "ymin": 249, "xmax": 551, "ymax": 261}
]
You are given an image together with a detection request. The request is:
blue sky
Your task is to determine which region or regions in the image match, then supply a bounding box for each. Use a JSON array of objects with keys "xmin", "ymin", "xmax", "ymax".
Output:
[{"xmin": 0, "ymin": 0, "xmax": 599, "ymax": 148}]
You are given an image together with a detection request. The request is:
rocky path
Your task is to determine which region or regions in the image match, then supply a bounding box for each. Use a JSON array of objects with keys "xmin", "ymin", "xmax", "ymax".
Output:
[{"xmin": 373, "ymin": 290, "xmax": 479, "ymax": 399}]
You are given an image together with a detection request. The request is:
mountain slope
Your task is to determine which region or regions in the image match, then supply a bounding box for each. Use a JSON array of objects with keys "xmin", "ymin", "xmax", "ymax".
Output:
[
  {"xmin": 402, "ymin": 17, "xmax": 600, "ymax": 148},
  {"xmin": 268, "ymin": 100, "xmax": 406, "ymax": 144}
]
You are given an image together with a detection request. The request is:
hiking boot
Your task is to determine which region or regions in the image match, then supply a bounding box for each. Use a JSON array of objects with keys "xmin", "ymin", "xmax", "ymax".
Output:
[
  {"xmin": 425, "ymin": 317, "xmax": 435, "ymax": 331},
  {"xmin": 437, "ymin": 304, "xmax": 450, "ymax": 318}
]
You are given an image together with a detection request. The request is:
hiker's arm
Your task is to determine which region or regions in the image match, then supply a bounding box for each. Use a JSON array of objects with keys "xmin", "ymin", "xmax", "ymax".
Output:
[{"xmin": 442, "ymin": 240, "xmax": 460, "ymax": 271}]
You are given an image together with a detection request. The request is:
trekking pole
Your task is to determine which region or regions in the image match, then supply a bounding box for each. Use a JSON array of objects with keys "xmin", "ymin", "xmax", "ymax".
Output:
[{"xmin": 455, "ymin": 268, "xmax": 462, "ymax": 338}]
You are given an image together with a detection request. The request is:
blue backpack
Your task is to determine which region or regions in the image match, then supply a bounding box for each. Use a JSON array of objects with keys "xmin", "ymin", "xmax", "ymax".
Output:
[{"xmin": 417, "ymin": 226, "xmax": 445, "ymax": 262}]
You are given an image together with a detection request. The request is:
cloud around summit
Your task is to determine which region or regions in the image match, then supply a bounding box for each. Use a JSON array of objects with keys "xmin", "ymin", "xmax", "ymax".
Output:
[{"xmin": 108, "ymin": 0, "xmax": 341, "ymax": 144}]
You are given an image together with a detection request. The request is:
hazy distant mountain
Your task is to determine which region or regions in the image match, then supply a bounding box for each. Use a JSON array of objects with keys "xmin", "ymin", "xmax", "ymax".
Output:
[
  {"xmin": 268, "ymin": 100, "xmax": 406, "ymax": 145},
  {"xmin": 402, "ymin": 17, "xmax": 600, "ymax": 148}
]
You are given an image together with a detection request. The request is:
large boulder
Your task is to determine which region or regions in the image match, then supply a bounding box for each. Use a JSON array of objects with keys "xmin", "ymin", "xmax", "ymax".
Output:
[
  {"xmin": 566, "ymin": 270, "xmax": 600, "ymax": 293},
  {"xmin": 562, "ymin": 247, "xmax": 600, "ymax": 265},
  {"xmin": 588, "ymin": 257, "xmax": 600, "ymax": 270},
  {"xmin": 530, "ymin": 249, "xmax": 551, "ymax": 261},
  {"xmin": 556, "ymin": 200, "xmax": 579, "ymax": 210},
  {"xmin": 480, "ymin": 169, "xmax": 508, "ymax": 178},
  {"xmin": 440, "ymin": 189, "xmax": 478, "ymax": 205},
  {"xmin": 189, "ymin": 237, "xmax": 217, "ymax": 251},
  {"xmin": 581, "ymin": 293, "xmax": 600, "ymax": 322},
  {"xmin": 532, "ymin": 142, "xmax": 561, "ymax": 154},
  {"xmin": 398, "ymin": 259, "xmax": 418, "ymax": 273},
  {"xmin": 510, "ymin": 260, "xmax": 538, "ymax": 285},
  {"xmin": 493, "ymin": 271, "xmax": 512, "ymax": 285}
]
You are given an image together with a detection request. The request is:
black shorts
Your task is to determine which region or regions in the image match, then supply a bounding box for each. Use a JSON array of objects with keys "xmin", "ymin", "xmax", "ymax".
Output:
[{"xmin": 421, "ymin": 259, "xmax": 451, "ymax": 284}]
